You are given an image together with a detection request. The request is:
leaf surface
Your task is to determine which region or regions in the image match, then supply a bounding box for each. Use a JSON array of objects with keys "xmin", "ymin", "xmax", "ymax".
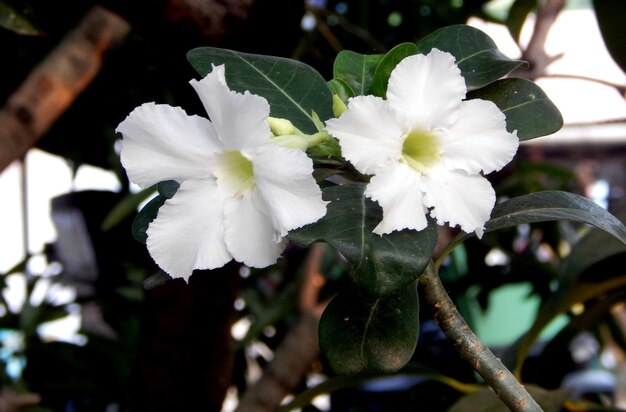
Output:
[{"xmin": 187, "ymin": 47, "xmax": 333, "ymax": 133}]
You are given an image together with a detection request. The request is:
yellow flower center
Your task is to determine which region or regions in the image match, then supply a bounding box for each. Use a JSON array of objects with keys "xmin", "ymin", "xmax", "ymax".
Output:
[
  {"xmin": 216, "ymin": 150, "xmax": 255, "ymax": 196},
  {"xmin": 401, "ymin": 129, "xmax": 441, "ymax": 173}
]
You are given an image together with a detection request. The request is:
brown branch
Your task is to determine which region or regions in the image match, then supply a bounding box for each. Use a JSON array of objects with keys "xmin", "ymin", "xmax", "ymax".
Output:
[
  {"xmin": 540, "ymin": 73, "xmax": 626, "ymax": 95},
  {"xmin": 234, "ymin": 243, "xmax": 329, "ymax": 412},
  {"xmin": 560, "ymin": 117, "xmax": 626, "ymax": 127},
  {"xmin": 512, "ymin": 0, "xmax": 566, "ymax": 79},
  {"xmin": 419, "ymin": 262, "xmax": 543, "ymax": 412},
  {"xmin": 0, "ymin": 6, "xmax": 130, "ymax": 172},
  {"xmin": 315, "ymin": 17, "xmax": 345, "ymax": 53},
  {"xmin": 305, "ymin": 3, "xmax": 388, "ymax": 52},
  {"xmin": 0, "ymin": 389, "xmax": 41, "ymax": 412}
]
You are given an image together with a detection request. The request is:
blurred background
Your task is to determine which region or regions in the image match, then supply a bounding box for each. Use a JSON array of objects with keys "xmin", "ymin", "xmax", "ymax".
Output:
[{"xmin": 2, "ymin": 0, "xmax": 626, "ymax": 411}]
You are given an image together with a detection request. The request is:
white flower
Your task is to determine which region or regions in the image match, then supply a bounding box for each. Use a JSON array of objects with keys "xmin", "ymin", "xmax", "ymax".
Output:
[
  {"xmin": 325, "ymin": 49, "xmax": 518, "ymax": 237},
  {"xmin": 116, "ymin": 65, "xmax": 327, "ymax": 280}
]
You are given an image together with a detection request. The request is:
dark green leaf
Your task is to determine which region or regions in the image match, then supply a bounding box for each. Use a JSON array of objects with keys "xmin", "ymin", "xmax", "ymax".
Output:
[
  {"xmin": 130, "ymin": 181, "xmax": 179, "ymax": 244},
  {"xmin": 468, "ymin": 78, "xmax": 563, "ymax": 140},
  {"xmin": 593, "ymin": 0, "xmax": 626, "ymax": 74},
  {"xmin": 289, "ymin": 184, "xmax": 438, "ymax": 297},
  {"xmin": 187, "ymin": 47, "xmax": 333, "ymax": 134},
  {"xmin": 319, "ymin": 282, "xmax": 419, "ymax": 374},
  {"xmin": 333, "ymin": 50, "xmax": 384, "ymax": 96},
  {"xmin": 327, "ymin": 78, "xmax": 355, "ymax": 104},
  {"xmin": 560, "ymin": 215, "xmax": 626, "ymax": 286},
  {"xmin": 506, "ymin": 0, "xmax": 536, "ymax": 43},
  {"xmin": 0, "ymin": 1, "xmax": 41, "ymax": 36},
  {"xmin": 131, "ymin": 195, "xmax": 166, "ymax": 244},
  {"xmin": 143, "ymin": 271, "xmax": 172, "ymax": 289},
  {"xmin": 415, "ymin": 24, "xmax": 526, "ymax": 90},
  {"xmin": 370, "ymin": 42, "xmax": 418, "ymax": 97},
  {"xmin": 486, "ymin": 191, "xmax": 626, "ymax": 242},
  {"xmin": 157, "ymin": 180, "xmax": 179, "ymax": 198},
  {"xmin": 439, "ymin": 191, "xmax": 626, "ymax": 266}
]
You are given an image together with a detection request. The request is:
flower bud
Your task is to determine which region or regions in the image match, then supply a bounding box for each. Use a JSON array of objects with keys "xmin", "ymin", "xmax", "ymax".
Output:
[
  {"xmin": 268, "ymin": 117, "xmax": 303, "ymax": 136},
  {"xmin": 332, "ymin": 94, "xmax": 348, "ymax": 117},
  {"xmin": 270, "ymin": 134, "xmax": 308, "ymax": 150}
]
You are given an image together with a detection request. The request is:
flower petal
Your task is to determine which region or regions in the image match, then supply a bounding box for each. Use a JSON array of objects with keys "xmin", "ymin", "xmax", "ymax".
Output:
[
  {"xmin": 146, "ymin": 178, "xmax": 232, "ymax": 281},
  {"xmin": 117, "ymin": 103, "xmax": 221, "ymax": 188},
  {"xmin": 224, "ymin": 191, "xmax": 286, "ymax": 268},
  {"xmin": 423, "ymin": 164, "xmax": 495, "ymax": 237},
  {"xmin": 253, "ymin": 144, "xmax": 327, "ymax": 236},
  {"xmin": 439, "ymin": 99, "xmax": 519, "ymax": 175},
  {"xmin": 325, "ymin": 95, "xmax": 406, "ymax": 175},
  {"xmin": 386, "ymin": 49, "xmax": 466, "ymax": 131},
  {"xmin": 365, "ymin": 162, "xmax": 429, "ymax": 235},
  {"xmin": 190, "ymin": 65, "xmax": 272, "ymax": 151}
]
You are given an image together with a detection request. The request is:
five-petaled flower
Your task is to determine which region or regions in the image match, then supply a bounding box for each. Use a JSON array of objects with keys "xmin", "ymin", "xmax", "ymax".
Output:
[
  {"xmin": 325, "ymin": 49, "xmax": 519, "ymax": 237},
  {"xmin": 116, "ymin": 64, "xmax": 327, "ymax": 281}
]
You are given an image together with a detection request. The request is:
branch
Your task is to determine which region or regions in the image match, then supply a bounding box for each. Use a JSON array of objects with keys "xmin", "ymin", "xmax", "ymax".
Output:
[
  {"xmin": 418, "ymin": 262, "xmax": 543, "ymax": 412},
  {"xmin": 0, "ymin": 6, "xmax": 130, "ymax": 172},
  {"xmin": 0, "ymin": 389, "xmax": 40, "ymax": 412},
  {"xmin": 305, "ymin": 4, "xmax": 388, "ymax": 52},
  {"xmin": 539, "ymin": 73, "xmax": 626, "ymax": 95},
  {"xmin": 512, "ymin": 0, "xmax": 566, "ymax": 79}
]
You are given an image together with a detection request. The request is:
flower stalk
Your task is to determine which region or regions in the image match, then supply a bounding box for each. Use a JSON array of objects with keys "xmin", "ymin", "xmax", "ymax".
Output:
[{"xmin": 418, "ymin": 261, "xmax": 542, "ymax": 412}]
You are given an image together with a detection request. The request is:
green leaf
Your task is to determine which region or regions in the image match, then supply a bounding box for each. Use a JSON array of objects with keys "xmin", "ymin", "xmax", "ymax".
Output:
[
  {"xmin": 506, "ymin": 0, "xmax": 536, "ymax": 43},
  {"xmin": 131, "ymin": 195, "xmax": 165, "ymax": 244},
  {"xmin": 438, "ymin": 191, "xmax": 626, "ymax": 267},
  {"xmin": 157, "ymin": 180, "xmax": 180, "ymax": 198},
  {"xmin": 131, "ymin": 181, "xmax": 179, "ymax": 244},
  {"xmin": 319, "ymin": 282, "xmax": 419, "ymax": 374},
  {"xmin": 468, "ymin": 78, "xmax": 563, "ymax": 140},
  {"xmin": 0, "ymin": 1, "xmax": 41, "ymax": 36},
  {"xmin": 187, "ymin": 47, "xmax": 333, "ymax": 134},
  {"xmin": 333, "ymin": 50, "xmax": 384, "ymax": 96},
  {"xmin": 143, "ymin": 271, "xmax": 172, "ymax": 289},
  {"xmin": 415, "ymin": 24, "xmax": 526, "ymax": 90},
  {"xmin": 486, "ymin": 191, "xmax": 626, "ymax": 241},
  {"xmin": 289, "ymin": 184, "xmax": 438, "ymax": 297},
  {"xmin": 370, "ymin": 42, "xmax": 418, "ymax": 97},
  {"xmin": 327, "ymin": 78, "xmax": 355, "ymax": 103},
  {"xmin": 560, "ymin": 215, "xmax": 626, "ymax": 287},
  {"xmin": 593, "ymin": 0, "xmax": 626, "ymax": 74}
]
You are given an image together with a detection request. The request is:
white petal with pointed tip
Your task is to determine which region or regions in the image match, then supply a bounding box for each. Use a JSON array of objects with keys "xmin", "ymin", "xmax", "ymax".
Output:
[
  {"xmin": 325, "ymin": 95, "xmax": 406, "ymax": 175},
  {"xmin": 439, "ymin": 99, "xmax": 519, "ymax": 175},
  {"xmin": 117, "ymin": 103, "xmax": 221, "ymax": 188},
  {"xmin": 365, "ymin": 162, "xmax": 429, "ymax": 235},
  {"xmin": 190, "ymin": 65, "xmax": 272, "ymax": 151},
  {"xmin": 423, "ymin": 164, "xmax": 495, "ymax": 237},
  {"xmin": 146, "ymin": 178, "xmax": 232, "ymax": 281},
  {"xmin": 253, "ymin": 144, "xmax": 327, "ymax": 237},
  {"xmin": 224, "ymin": 191, "xmax": 286, "ymax": 268},
  {"xmin": 387, "ymin": 49, "xmax": 466, "ymax": 131}
]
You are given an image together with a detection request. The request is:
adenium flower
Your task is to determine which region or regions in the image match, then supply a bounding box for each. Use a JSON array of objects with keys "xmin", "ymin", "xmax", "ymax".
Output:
[
  {"xmin": 116, "ymin": 64, "xmax": 327, "ymax": 280},
  {"xmin": 325, "ymin": 49, "xmax": 519, "ymax": 237}
]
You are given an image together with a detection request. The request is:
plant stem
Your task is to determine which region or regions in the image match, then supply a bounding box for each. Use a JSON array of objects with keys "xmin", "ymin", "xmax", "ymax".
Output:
[{"xmin": 418, "ymin": 261, "xmax": 543, "ymax": 412}]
